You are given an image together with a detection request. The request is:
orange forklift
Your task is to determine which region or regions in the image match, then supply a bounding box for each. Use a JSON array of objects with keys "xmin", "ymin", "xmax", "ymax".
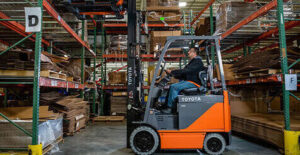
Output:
[{"xmin": 129, "ymin": 36, "xmax": 231, "ymax": 155}]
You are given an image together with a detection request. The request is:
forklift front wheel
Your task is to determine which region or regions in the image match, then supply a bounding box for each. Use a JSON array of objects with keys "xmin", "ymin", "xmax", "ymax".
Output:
[
  {"xmin": 203, "ymin": 133, "xmax": 226, "ymax": 155},
  {"xmin": 130, "ymin": 126, "xmax": 159, "ymax": 155}
]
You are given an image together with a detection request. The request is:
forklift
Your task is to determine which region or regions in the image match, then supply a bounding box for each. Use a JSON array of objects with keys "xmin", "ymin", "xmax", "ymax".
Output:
[{"xmin": 129, "ymin": 36, "xmax": 231, "ymax": 155}]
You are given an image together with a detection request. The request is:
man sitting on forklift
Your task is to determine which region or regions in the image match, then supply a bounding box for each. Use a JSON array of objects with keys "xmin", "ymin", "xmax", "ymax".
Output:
[{"xmin": 164, "ymin": 47, "xmax": 206, "ymax": 113}]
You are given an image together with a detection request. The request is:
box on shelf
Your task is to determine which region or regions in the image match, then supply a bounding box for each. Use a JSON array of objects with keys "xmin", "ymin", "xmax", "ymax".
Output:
[
  {"xmin": 150, "ymin": 31, "xmax": 181, "ymax": 53},
  {"xmin": 110, "ymin": 96, "xmax": 127, "ymax": 116},
  {"xmin": 147, "ymin": 0, "xmax": 179, "ymax": 7},
  {"xmin": 195, "ymin": 17, "xmax": 212, "ymax": 36},
  {"xmin": 216, "ymin": 2, "xmax": 259, "ymax": 33},
  {"xmin": 108, "ymin": 71, "xmax": 127, "ymax": 85}
]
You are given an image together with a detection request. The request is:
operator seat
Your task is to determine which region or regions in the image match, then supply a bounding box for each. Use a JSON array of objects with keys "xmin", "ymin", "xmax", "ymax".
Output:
[{"xmin": 180, "ymin": 68, "xmax": 208, "ymax": 95}]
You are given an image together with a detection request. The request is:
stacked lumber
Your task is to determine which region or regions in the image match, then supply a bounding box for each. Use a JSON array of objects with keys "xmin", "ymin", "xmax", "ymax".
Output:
[
  {"xmin": 232, "ymin": 48, "xmax": 300, "ymax": 78},
  {"xmin": 216, "ymin": 2, "xmax": 259, "ymax": 33},
  {"xmin": 110, "ymin": 96, "xmax": 127, "ymax": 116},
  {"xmin": 51, "ymin": 96, "xmax": 89, "ymax": 135}
]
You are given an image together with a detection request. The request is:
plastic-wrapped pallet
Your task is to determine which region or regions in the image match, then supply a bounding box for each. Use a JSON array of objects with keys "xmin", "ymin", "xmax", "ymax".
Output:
[
  {"xmin": 39, "ymin": 118, "xmax": 63, "ymax": 148},
  {"xmin": 108, "ymin": 35, "xmax": 127, "ymax": 52},
  {"xmin": 158, "ymin": 0, "xmax": 179, "ymax": 7},
  {"xmin": 0, "ymin": 118, "xmax": 63, "ymax": 151},
  {"xmin": 216, "ymin": 2, "xmax": 259, "ymax": 33},
  {"xmin": 147, "ymin": 0, "xmax": 178, "ymax": 7}
]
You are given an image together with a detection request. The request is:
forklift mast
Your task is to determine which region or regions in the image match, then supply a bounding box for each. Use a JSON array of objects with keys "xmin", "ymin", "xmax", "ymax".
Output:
[{"xmin": 127, "ymin": 0, "xmax": 142, "ymax": 147}]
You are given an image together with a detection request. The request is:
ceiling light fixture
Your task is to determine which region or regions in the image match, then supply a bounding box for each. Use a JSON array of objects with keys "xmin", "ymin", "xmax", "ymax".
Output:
[{"xmin": 179, "ymin": 2, "xmax": 187, "ymax": 7}]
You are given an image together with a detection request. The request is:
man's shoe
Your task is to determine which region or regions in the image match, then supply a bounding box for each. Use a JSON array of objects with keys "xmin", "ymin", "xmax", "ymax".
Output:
[{"xmin": 162, "ymin": 108, "xmax": 172, "ymax": 114}]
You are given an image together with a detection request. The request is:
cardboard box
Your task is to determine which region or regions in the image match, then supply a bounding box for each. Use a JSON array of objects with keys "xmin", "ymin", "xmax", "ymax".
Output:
[
  {"xmin": 110, "ymin": 96, "xmax": 127, "ymax": 115},
  {"xmin": 150, "ymin": 31, "xmax": 181, "ymax": 52},
  {"xmin": 195, "ymin": 17, "xmax": 211, "ymax": 36},
  {"xmin": 108, "ymin": 71, "xmax": 127, "ymax": 85}
]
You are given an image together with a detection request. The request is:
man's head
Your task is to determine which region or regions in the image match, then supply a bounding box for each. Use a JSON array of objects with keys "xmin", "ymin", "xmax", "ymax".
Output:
[{"xmin": 187, "ymin": 48, "xmax": 197, "ymax": 59}]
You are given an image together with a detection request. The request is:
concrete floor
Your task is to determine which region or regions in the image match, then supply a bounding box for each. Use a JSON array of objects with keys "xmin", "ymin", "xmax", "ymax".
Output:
[{"xmin": 52, "ymin": 122, "xmax": 281, "ymax": 155}]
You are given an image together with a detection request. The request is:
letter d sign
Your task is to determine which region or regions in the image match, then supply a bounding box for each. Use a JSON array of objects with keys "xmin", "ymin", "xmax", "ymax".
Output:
[{"xmin": 25, "ymin": 7, "xmax": 41, "ymax": 32}]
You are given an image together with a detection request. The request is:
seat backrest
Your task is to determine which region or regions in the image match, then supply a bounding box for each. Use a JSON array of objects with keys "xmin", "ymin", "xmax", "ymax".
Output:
[{"xmin": 198, "ymin": 69, "xmax": 208, "ymax": 88}]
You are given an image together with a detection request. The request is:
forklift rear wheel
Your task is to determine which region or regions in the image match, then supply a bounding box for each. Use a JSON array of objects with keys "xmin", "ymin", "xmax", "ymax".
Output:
[
  {"xmin": 130, "ymin": 126, "xmax": 159, "ymax": 155},
  {"xmin": 203, "ymin": 133, "xmax": 226, "ymax": 155}
]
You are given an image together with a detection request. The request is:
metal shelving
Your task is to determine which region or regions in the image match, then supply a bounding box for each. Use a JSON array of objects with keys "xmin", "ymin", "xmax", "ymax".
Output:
[
  {"xmin": 0, "ymin": 0, "xmax": 97, "ymax": 153},
  {"xmin": 190, "ymin": 0, "xmax": 299, "ymax": 148}
]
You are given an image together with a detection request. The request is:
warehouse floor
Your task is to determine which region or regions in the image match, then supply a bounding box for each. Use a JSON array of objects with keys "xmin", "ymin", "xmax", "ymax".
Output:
[{"xmin": 52, "ymin": 122, "xmax": 280, "ymax": 155}]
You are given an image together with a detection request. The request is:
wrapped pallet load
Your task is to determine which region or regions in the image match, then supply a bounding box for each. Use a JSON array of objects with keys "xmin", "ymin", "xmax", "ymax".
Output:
[
  {"xmin": 216, "ymin": 2, "xmax": 259, "ymax": 33},
  {"xmin": 108, "ymin": 35, "xmax": 127, "ymax": 52}
]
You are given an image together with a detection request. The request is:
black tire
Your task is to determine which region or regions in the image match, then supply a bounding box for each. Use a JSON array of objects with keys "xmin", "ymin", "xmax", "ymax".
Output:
[
  {"xmin": 203, "ymin": 133, "xmax": 226, "ymax": 155},
  {"xmin": 130, "ymin": 126, "xmax": 159, "ymax": 155}
]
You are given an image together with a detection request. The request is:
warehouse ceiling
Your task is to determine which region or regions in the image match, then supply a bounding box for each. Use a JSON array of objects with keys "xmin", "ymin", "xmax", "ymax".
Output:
[{"xmin": 0, "ymin": 0, "xmax": 299, "ymax": 60}]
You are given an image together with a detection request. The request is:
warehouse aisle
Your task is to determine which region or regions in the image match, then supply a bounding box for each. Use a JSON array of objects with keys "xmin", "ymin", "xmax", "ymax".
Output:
[{"xmin": 53, "ymin": 122, "xmax": 280, "ymax": 155}]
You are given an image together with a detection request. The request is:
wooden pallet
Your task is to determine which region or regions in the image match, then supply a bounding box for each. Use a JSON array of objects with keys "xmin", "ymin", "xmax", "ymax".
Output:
[
  {"xmin": 146, "ymin": 6, "xmax": 180, "ymax": 12},
  {"xmin": 236, "ymin": 68, "xmax": 300, "ymax": 79},
  {"xmin": 93, "ymin": 116, "xmax": 125, "ymax": 122},
  {"xmin": 42, "ymin": 136, "xmax": 64, "ymax": 155},
  {"xmin": 0, "ymin": 70, "xmax": 67, "ymax": 81},
  {"xmin": 235, "ymin": 69, "xmax": 281, "ymax": 78},
  {"xmin": 112, "ymin": 92, "xmax": 127, "ymax": 96}
]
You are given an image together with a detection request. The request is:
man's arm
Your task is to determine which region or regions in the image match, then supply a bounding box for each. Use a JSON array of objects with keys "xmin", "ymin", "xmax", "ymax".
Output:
[{"xmin": 171, "ymin": 58, "xmax": 204, "ymax": 76}]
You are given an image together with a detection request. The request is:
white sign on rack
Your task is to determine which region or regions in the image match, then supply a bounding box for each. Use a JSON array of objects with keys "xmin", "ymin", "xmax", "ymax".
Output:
[
  {"xmin": 25, "ymin": 7, "xmax": 42, "ymax": 32},
  {"xmin": 285, "ymin": 74, "xmax": 297, "ymax": 91}
]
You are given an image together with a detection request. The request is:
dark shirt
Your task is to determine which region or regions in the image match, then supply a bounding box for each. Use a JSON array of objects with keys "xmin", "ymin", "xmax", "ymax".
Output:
[{"xmin": 171, "ymin": 56, "xmax": 205, "ymax": 84}]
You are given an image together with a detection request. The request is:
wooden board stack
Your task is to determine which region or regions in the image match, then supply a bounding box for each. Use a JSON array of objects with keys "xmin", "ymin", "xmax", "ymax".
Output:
[{"xmin": 231, "ymin": 47, "xmax": 300, "ymax": 79}]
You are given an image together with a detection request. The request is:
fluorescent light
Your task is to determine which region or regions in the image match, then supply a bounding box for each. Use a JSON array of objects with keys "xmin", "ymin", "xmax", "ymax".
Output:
[{"xmin": 179, "ymin": 2, "xmax": 187, "ymax": 7}]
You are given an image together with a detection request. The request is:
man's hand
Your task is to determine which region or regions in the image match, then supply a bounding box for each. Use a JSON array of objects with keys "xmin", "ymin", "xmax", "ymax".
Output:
[{"xmin": 166, "ymin": 69, "xmax": 172, "ymax": 74}]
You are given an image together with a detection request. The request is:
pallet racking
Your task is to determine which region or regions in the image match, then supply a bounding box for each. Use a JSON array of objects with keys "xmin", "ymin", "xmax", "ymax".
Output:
[{"xmin": 0, "ymin": 0, "xmax": 98, "ymax": 152}]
